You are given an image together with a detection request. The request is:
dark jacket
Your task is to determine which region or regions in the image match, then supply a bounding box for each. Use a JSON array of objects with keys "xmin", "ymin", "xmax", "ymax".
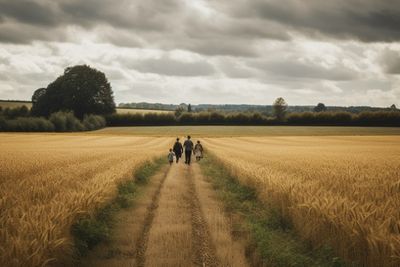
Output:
[
  {"xmin": 173, "ymin": 141, "xmax": 183, "ymax": 155},
  {"xmin": 183, "ymin": 139, "xmax": 194, "ymax": 151}
]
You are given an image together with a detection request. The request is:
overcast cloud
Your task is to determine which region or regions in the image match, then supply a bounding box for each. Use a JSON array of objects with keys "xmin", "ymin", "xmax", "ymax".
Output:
[{"xmin": 0, "ymin": 0, "xmax": 399, "ymax": 106}]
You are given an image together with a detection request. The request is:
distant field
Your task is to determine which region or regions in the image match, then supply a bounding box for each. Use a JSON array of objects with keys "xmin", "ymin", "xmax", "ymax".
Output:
[
  {"xmin": 90, "ymin": 126, "xmax": 400, "ymax": 137},
  {"xmin": 116, "ymin": 108, "xmax": 172, "ymax": 114},
  {"xmin": 0, "ymin": 100, "xmax": 32, "ymax": 109}
]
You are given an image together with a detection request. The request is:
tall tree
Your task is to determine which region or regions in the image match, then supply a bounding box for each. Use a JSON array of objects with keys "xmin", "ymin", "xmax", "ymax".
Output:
[
  {"xmin": 188, "ymin": 104, "xmax": 192, "ymax": 112},
  {"xmin": 391, "ymin": 104, "xmax": 397, "ymax": 110},
  {"xmin": 273, "ymin": 97, "xmax": 288, "ymax": 121},
  {"xmin": 31, "ymin": 88, "xmax": 47, "ymax": 116},
  {"xmin": 31, "ymin": 65, "xmax": 116, "ymax": 118},
  {"xmin": 314, "ymin": 103, "xmax": 327, "ymax": 112}
]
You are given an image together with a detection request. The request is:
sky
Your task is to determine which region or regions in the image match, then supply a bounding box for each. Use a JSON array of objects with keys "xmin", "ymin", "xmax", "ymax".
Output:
[{"xmin": 0, "ymin": 0, "xmax": 399, "ymax": 107}]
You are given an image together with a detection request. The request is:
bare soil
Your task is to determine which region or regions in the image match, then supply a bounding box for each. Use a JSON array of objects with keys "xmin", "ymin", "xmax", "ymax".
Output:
[{"xmin": 81, "ymin": 162, "xmax": 249, "ymax": 267}]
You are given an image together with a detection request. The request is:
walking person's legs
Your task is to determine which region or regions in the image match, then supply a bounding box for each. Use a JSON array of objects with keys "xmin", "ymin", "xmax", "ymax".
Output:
[
  {"xmin": 187, "ymin": 150, "xmax": 192, "ymax": 165},
  {"xmin": 184, "ymin": 150, "xmax": 189, "ymax": 164}
]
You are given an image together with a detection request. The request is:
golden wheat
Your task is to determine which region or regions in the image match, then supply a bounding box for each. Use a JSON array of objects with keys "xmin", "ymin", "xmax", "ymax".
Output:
[
  {"xmin": 0, "ymin": 134, "xmax": 170, "ymax": 267},
  {"xmin": 204, "ymin": 136, "xmax": 400, "ymax": 267}
]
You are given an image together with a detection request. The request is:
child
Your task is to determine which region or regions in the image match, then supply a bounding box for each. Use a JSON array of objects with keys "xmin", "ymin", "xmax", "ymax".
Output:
[
  {"xmin": 168, "ymin": 148, "xmax": 175, "ymax": 165},
  {"xmin": 194, "ymin": 140, "xmax": 203, "ymax": 161}
]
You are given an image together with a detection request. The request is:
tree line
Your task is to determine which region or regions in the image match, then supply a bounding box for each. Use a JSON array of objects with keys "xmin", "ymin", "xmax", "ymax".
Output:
[
  {"xmin": 0, "ymin": 107, "xmax": 106, "ymax": 132},
  {"xmin": 106, "ymin": 110, "xmax": 400, "ymax": 127}
]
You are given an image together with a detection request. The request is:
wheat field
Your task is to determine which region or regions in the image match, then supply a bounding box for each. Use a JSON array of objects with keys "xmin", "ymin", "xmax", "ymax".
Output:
[
  {"xmin": 0, "ymin": 134, "xmax": 169, "ymax": 267},
  {"xmin": 204, "ymin": 136, "xmax": 400, "ymax": 267},
  {"xmin": 116, "ymin": 108, "xmax": 172, "ymax": 114}
]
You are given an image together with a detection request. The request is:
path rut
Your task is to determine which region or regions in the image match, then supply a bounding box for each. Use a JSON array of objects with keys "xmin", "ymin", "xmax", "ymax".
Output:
[{"xmin": 81, "ymin": 162, "xmax": 249, "ymax": 267}]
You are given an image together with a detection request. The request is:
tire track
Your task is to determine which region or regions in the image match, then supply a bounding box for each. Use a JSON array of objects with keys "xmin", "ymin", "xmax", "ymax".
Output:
[
  {"xmin": 186, "ymin": 167, "xmax": 219, "ymax": 267},
  {"xmin": 135, "ymin": 167, "xmax": 170, "ymax": 267}
]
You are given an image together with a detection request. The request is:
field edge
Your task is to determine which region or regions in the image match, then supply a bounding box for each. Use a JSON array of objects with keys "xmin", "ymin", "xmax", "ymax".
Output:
[
  {"xmin": 199, "ymin": 153, "xmax": 349, "ymax": 267},
  {"xmin": 69, "ymin": 157, "xmax": 166, "ymax": 265}
]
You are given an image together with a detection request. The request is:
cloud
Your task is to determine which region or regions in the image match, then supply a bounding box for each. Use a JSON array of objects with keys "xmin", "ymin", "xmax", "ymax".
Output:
[
  {"xmin": 380, "ymin": 48, "xmax": 400, "ymax": 74},
  {"xmin": 228, "ymin": 0, "xmax": 400, "ymax": 42},
  {"xmin": 251, "ymin": 59, "xmax": 358, "ymax": 81},
  {"xmin": 128, "ymin": 55, "xmax": 216, "ymax": 77}
]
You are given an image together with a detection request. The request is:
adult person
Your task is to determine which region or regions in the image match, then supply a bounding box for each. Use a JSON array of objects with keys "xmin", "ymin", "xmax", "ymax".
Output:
[
  {"xmin": 173, "ymin": 137, "xmax": 183, "ymax": 163},
  {"xmin": 183, "ymin": 135, "xmax": 194, "ymax": 165},
  {"xmin": 194, "ymin": 140, "xmax": 203, "ymax": 161}
]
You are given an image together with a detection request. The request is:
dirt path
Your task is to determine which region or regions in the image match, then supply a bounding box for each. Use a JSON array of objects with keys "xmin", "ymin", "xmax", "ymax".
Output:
[{"xmin": 81, "ymin": 162, "xmax": 249, "ymax": 267}]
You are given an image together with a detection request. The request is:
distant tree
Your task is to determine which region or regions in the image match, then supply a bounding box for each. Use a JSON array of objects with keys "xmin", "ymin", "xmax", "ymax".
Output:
[
  {"xmin": 31, "ymin": 65, "xmax": 116, "ymax": 119},
  {"xmin": 391, "ymin": 104, "xmax": 397, "ymax": 110},
  {"xmin": 31, "ymin": 88, "xmax": 47, "ymax": 116},
  {"xmin": 188, "ymin": 104, "xmax": 192, "ymax": 112},
  {"xmin": 32, "ymin": 88, "xmax": 47, "ymax": 103},
  {"xmin": 314, "ymin": 103, "xmax": 327, "ymax": 112},
  {"xmin": 273, "ymin": 97, "xmax": 288, "ymax": 121},
  {"xmin": 175, "ymin": 106, "xmax": 185, "ymax": 118}
]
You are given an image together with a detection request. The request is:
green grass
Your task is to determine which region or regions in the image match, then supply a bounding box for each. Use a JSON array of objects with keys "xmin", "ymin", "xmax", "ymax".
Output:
[
  {"xmin": 90, "ymin": 126, "xmax": 400, "ymax": 137},
  {"xmin": 200, "ymin": 155, "xmax": 352, "ymax": 267},
  {"xmin": 71, "ymin": 157, "xmax": 165, "ymax": 257}
]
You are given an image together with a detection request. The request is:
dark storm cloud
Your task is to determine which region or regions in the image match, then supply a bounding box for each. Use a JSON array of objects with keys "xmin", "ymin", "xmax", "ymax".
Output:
[
  {"xmin": 2, "ymin": 0, "xmax": 399, "ymax": 53},
  {"xmin": 229, "ymin": 0, "xmax": 400, "ymax": 42},
  {"xmin": 0, "ymin": 0, "xmax": 58, "ymax": 26}
]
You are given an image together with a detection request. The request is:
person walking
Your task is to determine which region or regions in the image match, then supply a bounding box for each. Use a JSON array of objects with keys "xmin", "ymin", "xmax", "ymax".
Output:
[
  {"xmin": 194, "ymin": 140, "xmax": 203, "ymax": 161},
  {"xmin": 183, "ymin": 135, "xmax": 194, "ymax": 165},
  {"xmin": 167, "ymin": 148, "xmax": 175, "ymax": 165},
  {"xmin": 173, "ymin": 137, "xmax": 183, "ymax": 163}
]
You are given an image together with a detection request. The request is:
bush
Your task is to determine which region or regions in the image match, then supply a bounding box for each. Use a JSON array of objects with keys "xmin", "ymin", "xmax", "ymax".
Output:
[
  {"xmin": 0, "ymin": 111, "xmax": 106, "ymax": 132},
  {"xmin": 2, "ymin": 106, "xmax": 30, "ymax": 119},
  {"xmin": 287, "ymin": 111, "xmax": 400, "ymax": 126},
  {"xmin": 355, "ymin": 111, "xmax": 400, "ymax": 126},
  {"xmin": 106, "ymin": 110, "xmax": 400, "ymax": 127},
  {"xmin": 1, "ymin": 117, "xmax": 55, "ymax": 132},
  {"xmin": 50, "ymin": 111, "xmax": 84, "ymax": 132},
  {"xmin": 83, "ymin": 114, "xmax": 106, "ymax": 130},
  {"xmin": 106, "ymin": 113, "xmax": 176, "ymax": 126}
]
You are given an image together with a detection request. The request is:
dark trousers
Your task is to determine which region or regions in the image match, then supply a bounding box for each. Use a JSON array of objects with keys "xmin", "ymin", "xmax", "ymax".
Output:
[
  {"xmin": 174, "ymin": 151, "xmax": 181, "ymax": 163},
  {"xmin": 185, "ymin": 150, "xmax": 192, "ymax": 164}
]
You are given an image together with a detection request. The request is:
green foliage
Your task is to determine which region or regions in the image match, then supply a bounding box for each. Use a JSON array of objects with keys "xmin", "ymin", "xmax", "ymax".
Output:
[
  {"xmin": 134, "ymin": 157, "xmax": 164, "ymax": 184},
  {"xmin": 71, "ymin": 157, "xmax": 165, "ymax": 257},
  {"xmin": 31, "ymin": 65, "xmax": 116, "ymax": 118},
  {"xmin": 200, "ymin": 155, "xmax": 347, "ymax": 267},
  {"xmin": 72, "ymin": 217, "xmax": 111, "ymax": 255},
  {"xmin": 287, "ymin": 111, "xmax": 400, "ymax": 126},
  {"xmin": 314, "ymin": 103, "xmax": 327, "ymax": 112},
  {"xmin": 273, "ymin": 97, "xmax": 288, "ymax": 121},
  {"xmin": 1, "ymin": 106, "xmax": 30, "ymax": 119},
  {"xmin": 49, "ymin": 111, "xmax": 85, "ymax": 132},
  {"xmin": 105, "ymin": 112, "xmax": 176, "ymax": 126},
  {"xmin": 106, "ymin": 110, "xmax": 400, "ymax": 127},
  {"xmin": 0, "ymin": 116, "xmax": 55, "ymax": 132},
  {"xmin": 83, "ymin": 114, "xmax": 106, "ymax": 130},
  {"xmin": 0, "ymin": 110, "xmax": 106, "ymax": 132},
  {"xmin": 174, "ymin": 106, "xmax": 185, "ymax": 118}
]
